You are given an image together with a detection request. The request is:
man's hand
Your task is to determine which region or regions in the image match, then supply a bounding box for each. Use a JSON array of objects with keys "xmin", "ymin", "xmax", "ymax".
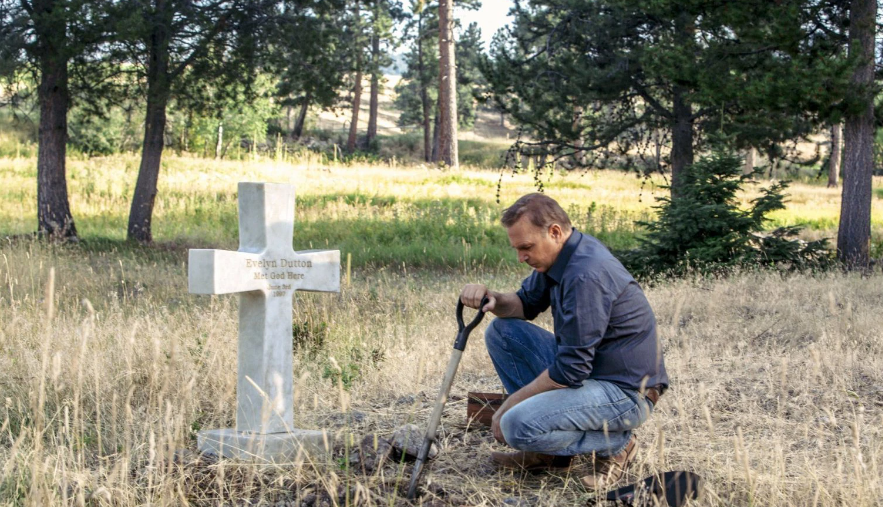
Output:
[
  {"xmin": 460, "ymin": 284, "xmax": 496, "ymax": 313},
  {"xmin": 491, "ymin": 396, "xmax": 516, "ymax": 444},
  {"xmin": 490, "ymin": 370, "xmax": 566, "ymax": 445}
]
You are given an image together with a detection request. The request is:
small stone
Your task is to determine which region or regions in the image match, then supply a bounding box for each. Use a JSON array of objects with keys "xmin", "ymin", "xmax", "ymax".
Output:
[
  {"xmin": 391, "ymin": 424, "xmax": 437, "ymax": 460},
  {"xmin": 503, "ymin": 497, "xmax": 530, "ymax": 506},
  {"xmin": 352, "ymin": 433, "xmax": 393, "ymax": 473},
  {"xmin": 396, "ymin": 395, "xmax": 416, "ymax": 405}
]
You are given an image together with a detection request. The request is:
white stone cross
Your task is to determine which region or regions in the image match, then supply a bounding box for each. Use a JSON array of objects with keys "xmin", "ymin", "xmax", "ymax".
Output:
[{"xmin": 188, "ymin": 182, "xmax": 340, "ymax": 461}]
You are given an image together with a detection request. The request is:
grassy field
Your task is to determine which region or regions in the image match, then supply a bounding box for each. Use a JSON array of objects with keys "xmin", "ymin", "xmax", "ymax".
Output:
[
  {"xmin": 1, "ymin": 153, "xmax": 882, "ymax": 506},
  {"xmin": 1, "ymin": 150, "xmax": 882, "ymax": 263}
]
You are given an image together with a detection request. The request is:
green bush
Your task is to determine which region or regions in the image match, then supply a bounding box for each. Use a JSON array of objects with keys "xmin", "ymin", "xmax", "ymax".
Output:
[{"xmin": 621, "ymin": 151, "xmax": 831, "ymax": 277}]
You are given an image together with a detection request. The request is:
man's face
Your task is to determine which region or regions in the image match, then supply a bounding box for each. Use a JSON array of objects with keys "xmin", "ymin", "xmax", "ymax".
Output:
[{"xmin": 506, "ymin": 216, "xmax": 567, "ymax": 273}]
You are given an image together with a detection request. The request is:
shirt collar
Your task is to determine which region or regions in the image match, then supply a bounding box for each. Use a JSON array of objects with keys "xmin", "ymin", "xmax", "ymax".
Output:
[{"xmin": 545, "ymin": 228, "xmax": 581, "ymax": 284}]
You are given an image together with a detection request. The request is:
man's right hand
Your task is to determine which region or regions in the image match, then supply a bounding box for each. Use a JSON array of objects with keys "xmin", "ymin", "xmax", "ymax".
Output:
[{"xmin": 460, "ymin": 284, "xmax": 496, "ymax": 313}]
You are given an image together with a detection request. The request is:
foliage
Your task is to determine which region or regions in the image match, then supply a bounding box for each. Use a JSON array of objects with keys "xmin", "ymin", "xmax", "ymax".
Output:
[
  {"xmin": 622, "ymin": 152, "xmax": 832, "ymax": 277},
  {"xmin": 394, "ymin": 3, "xmax": 485, "ymax": 131},
  {"xmin": 482, "ymin": 0, "xmax": 851, "ymax": 182},
  {"xmin": 270, "ymin": 0, "xmax": 352, "ymax": 137}
]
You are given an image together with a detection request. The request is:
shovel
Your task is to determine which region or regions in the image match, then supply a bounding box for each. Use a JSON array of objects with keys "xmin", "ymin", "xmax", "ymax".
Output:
[{"xmin": 405, "ymin": 297, "xmax": 489, "ymax": 500}]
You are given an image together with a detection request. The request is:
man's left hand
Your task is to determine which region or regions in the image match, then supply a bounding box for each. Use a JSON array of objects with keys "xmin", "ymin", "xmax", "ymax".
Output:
[{"xmin": 491, "ymin": 402, "xmax": 510, "ymax": 444}]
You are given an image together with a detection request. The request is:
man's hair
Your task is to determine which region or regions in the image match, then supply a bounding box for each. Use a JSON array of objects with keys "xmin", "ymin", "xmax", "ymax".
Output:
[{"xmin": 501, "ymin": 193, "xmax": 572, "ymax": 230}]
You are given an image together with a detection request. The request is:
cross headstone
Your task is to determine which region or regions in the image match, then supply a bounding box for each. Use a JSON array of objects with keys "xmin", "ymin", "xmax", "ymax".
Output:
[{"xmin": 188, "ymin": 182, "xmax": 340, "ymax": 461}]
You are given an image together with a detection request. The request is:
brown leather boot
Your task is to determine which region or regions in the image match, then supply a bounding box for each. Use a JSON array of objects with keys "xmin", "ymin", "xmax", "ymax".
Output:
[
  {"xmin": 490, "ymin": 450, "xmax": 574, "ymax": 471},
  {"xmin": 580, "ymin": 436, "xmax": 637, "ymax": 490}
]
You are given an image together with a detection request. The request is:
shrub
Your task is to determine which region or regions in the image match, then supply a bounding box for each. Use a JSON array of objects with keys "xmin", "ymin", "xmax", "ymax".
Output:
[{"xmin": 621, "ymin": 151, "xmax": 831, "ymax": 277}]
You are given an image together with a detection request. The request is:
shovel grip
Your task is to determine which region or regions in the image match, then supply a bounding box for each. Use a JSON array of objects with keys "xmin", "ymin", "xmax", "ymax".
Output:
[{"xmin": 454, "ymin": 296, "xmax": 489, "ymax": 351}]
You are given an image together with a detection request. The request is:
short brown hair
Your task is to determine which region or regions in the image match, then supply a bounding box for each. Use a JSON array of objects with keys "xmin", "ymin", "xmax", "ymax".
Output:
[{"xmin": 501, "ymin": 193, "xmax": 572, "ymax": 230}]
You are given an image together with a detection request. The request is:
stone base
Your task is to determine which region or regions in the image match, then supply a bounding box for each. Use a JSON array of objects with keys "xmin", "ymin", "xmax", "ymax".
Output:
[{"xmin": 198, "ymin": 428, "xmax": 332, "ymax": 462}]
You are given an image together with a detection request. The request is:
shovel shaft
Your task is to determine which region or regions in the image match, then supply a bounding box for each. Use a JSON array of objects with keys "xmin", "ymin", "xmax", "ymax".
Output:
[
  {"xmin": 407, "ymin": 298, "xmax": 487, "ymax": 500},
  {"xmin": 406, "ymin": 349, "xmax": 464, "ymax": 499}
]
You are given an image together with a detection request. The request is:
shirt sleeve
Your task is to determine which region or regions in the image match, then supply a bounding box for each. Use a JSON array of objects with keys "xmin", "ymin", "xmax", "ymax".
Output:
[
  {"xmin": 548, "ymin": 273, "xmax": 616, "ymax": 387},
  {"xmin": 515, "ymin": 271, "xmax": 550, "ymax": 320}
]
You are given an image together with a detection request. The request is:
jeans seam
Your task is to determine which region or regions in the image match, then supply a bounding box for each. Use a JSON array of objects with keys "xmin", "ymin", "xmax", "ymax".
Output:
[{"xmin": 517, "ymin": 396, "xmax": 636, "ymax": 435}]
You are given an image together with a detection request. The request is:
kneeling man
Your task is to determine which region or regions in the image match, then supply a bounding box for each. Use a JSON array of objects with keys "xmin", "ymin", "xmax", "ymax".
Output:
[{"xmin": 460, "ymin": 193, "xmax": 668, "ymax": 489}]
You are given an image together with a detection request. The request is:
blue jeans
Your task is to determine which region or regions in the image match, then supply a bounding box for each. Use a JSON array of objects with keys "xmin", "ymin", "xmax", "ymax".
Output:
[{"xmin": 485, "ymin": 318, "xmax": 653, "ymax": 457}]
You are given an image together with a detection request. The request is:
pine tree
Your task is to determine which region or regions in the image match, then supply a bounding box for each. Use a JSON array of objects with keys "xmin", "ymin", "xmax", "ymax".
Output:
[
  {"xmin": 116, "ymin": 0, "xmax": 271, "ymax": 243},
  {"xmin": 837, "ymin": 0, "xmax": 877, "ymax": 269},
  {"xmin": 272, "ymin": 0, "xmax": 350, "ymax": 140},
  {"xmin": 625, "ymin": 151, "xmax": 830, "ymax": 276},
  {"xmin": 483, "ymin": 0, "xmax": 850, "ymax": 198},
  {"xmin": 0, "ymin": 0, "xmax": 117, "ymax": 239},
  {"xmin": 394, "ymin": 4, "xmax": 484, "ymax": 160}
]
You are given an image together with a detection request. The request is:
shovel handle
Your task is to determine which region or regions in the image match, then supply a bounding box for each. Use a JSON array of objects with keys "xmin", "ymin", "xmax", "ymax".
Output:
[{"xmin": 454, "ymin": 296, "xmax": 489, "ymax": 351}]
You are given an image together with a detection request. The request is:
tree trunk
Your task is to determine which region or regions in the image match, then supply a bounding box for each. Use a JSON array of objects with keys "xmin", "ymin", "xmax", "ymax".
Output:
[
  {"xmin": 215, "ymin": 122, "xmax": 223, "ymax": 159},
  {"xmin": 571, "ymin": 104, "xmax": 584, "ymax": 167},
  {"xmin": 418, "ymin": 12, "xmax": 430, "ymax": 162},
  {"xmin": 293, "ymin": 92, "xmax": 311, "ymax": 140},
  {"xmin": 431, "ymin": 103, "xmax": 440, "ymax": 162},
  {"xmin": 437, "ymin": 0, "xmax": 458, "ymax": 168},
  {"xmin": 346, "ymin": 0, "xmax": 362, "ymax": 152},
  {"xmin": 286, "ymin": 105, "xmax": 294, "ymax": 133},
  {"xmin": 670, "ymin": 85, "xmax": 694, "ymax": 199},
  {"xmin": 34, "ymin": 0, "xmax": 77, "ymax": 239},
  {"xmin": 669, "ymin": 13, "xmax": 695, "ymax": 199},
  {"xmin": 829, "ymin": 123, "xmax": 842, "ymax": 188},
  {"xmin": 743, "ymin": 147, "xmax": 756, "ymax": 175},
  {"xmin": 837, "ymin": 0, "xmax": 876, "ymax": 269},
  {"xmin": 347, "ymin": 72, "xmax": 363, "ymax": 151},
  {"xmin": 128, "ymin": 5, "xmax": 171, "ymax": 244},
  {"xmin": 366, "ymin": 0, "xmax": 381, "ymax": 145},
  {"xmin": 36, "ymin": 39, "xmax": 77, "ymax": 238}
]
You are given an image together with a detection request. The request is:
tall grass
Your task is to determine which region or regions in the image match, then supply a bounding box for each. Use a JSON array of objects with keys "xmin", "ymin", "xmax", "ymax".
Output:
[
  {"xmin": 0, "ymin": 238, "xmax": 881, "ymax": 505},
  {"xmin": 1, "ymin": 153, "xmax": 883, "ymax": 505},
  {"xmin": 4, "ymin": 153, "xmax": 879, "ymax": 265}
]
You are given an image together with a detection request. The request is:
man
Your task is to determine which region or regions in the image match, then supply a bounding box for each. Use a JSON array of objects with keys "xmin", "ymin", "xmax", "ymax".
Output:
[{"xmin": 460, "ymin": 193, "xmax": 668, "ymax": 489}]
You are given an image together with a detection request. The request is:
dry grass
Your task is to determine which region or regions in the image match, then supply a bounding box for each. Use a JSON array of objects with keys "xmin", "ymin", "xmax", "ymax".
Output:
[
  {"xmin": 1, "ymin": 236, "xmax": 882, "ymax": 506},
  {"xmin": 1, "ymin": 153, "xmax": 882, "ymax": 505}
]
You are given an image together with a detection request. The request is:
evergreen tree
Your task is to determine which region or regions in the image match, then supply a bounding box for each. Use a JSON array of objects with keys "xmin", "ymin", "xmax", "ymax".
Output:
[
  {"xmin": 437, "ymin": 0, "xmax": 457, "ymax": 167},
  {"xmin": 394, "ymin": 7, "xmax": 484, "ymax": 160},
  {"xmin": 837, "ymin": 0, "xmax": 876, "ymax": 269},
  {"xmin": 271, "ymin": 0, "xmax": 350, "ymax": 140},
  {"xmin": 625, "ymin": 151, "xmax": 830, "ymax": 276},
  {"xmin": 365, "ymin": 0, "xmax": 403, "ymax": 146},
  {"xmin": 483, "ymin": 0, "xmax": 850, "ymax": 198},
  {"xmin": 115, "ymin": 0, "xmax": 272, "ymax": 243},
  {"xmin": 0, "ymin": 0, "xmax": 117, "ymax": 239},
  {"xmin": 345, "ymin": 0, "xmax": 369, "ymax": 152}
]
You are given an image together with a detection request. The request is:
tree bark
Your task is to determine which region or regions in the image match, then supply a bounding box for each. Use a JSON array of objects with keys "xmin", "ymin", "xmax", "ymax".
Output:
[
  {"xmin": 128, "ymin": 1, "xmax": 171, "ymax": 244},
  {"xmin": 34, "ymin": 0, "xmax": 77, "ymax": 239},
  {"xmin": 366, "ymin": 0, "xmax": 381, "ymax": 145},
  {"xmin": 837, "ymin": 0, "xmax": 876, "ymax": 269},
  {"xmin": 437, "ymin": 0, "xmax": 458, "ymax": 168},
  {"xmin": 571, "ymin": 104, "xmax": 584, "ymax": 167},
  {"xmin": 418, "ymin": 12, "xmax": 431, "ymax": 162},
  {"xmin": 743, "ymin": 147, "xmax": 756, "ymax": 175},
  {"xmin": 431, "ymin": 102, "xmax": 440, "ymax": 162},
  {"xmin": 293, "ymin": 91, "xmax": 311, "ymax": 140},
  {"xmin": 286, "ymin": 105, "xmax": 294, "ymax": 133},
  {"xmin": 346, "ymin": 0, "xmax": 363, "ymax": 152},
  {"xmin": 670, "ymin": 85, "xmax": 694, "ymax": 199},
  {"xmin": 829, "ymin": 123, "xmax": 842, "ymax": 188},
  {"xmin": 215, "ymin": 122, "xmax": 223, "ymax": 159},
  {"xmin": 347, "ymin": 70, "xmax": 363, "ymax": 151}
]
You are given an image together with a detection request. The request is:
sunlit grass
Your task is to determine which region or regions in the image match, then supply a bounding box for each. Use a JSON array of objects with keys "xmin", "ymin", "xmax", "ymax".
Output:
[{"xmin": 2, "ymin": 151, "xmax": 883, "ymax": 264}]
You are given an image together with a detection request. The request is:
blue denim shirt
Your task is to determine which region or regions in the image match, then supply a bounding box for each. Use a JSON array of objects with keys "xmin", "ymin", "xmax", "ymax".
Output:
[{"xmin": 516, "ymin": 230, "xmax": 669, "ymax": 391}]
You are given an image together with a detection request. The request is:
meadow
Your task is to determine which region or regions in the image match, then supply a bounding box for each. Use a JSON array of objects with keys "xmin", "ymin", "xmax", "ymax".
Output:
[{"xmin": 1, "ymin": 150, "xmax": 882, "ymax": 506}]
